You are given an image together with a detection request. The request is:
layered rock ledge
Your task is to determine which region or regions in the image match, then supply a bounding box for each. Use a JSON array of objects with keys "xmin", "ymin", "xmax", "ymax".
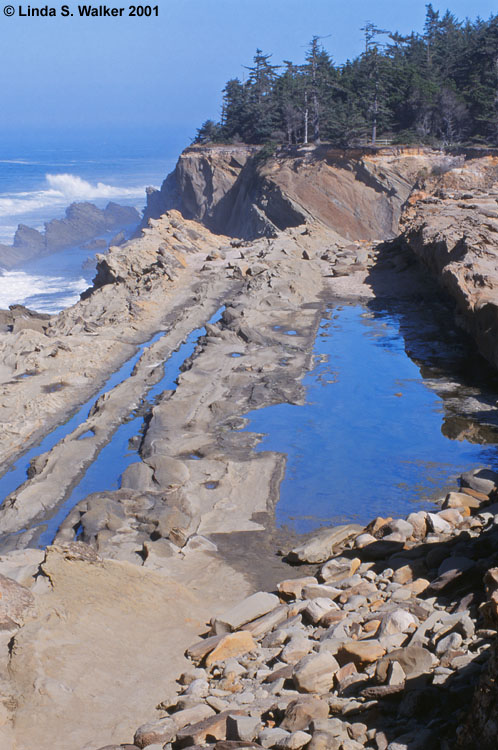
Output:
[{"xmin": 1, "ymin": 145, "xmax": 498, "ymax": 748}]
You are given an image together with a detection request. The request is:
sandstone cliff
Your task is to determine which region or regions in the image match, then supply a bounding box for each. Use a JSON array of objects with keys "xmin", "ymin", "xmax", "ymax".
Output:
[
  {"xmin": 400, "ymin": 155, "xmax": 498, "ymax": 371},
  {"xmin": 144, "ymin": 144, "xmax": 450, "ymax": 242}
]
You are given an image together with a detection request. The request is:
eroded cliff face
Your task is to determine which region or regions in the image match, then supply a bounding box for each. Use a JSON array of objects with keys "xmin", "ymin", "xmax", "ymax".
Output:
[
  {"xmin": 400, "ymin": 155, "xmax": 498, "ymax": 370},
  {"xmin": 144, "ymin": 144, "xmax": 449, "ymax": 242}
]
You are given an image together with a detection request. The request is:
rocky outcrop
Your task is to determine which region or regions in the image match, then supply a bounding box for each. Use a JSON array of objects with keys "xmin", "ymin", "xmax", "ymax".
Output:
[
  {"xmin": 3, "ymin": 142, "xmax": 498, "ymax": 750},
  {"xmin": 400, "ymin": 155, "xmax": 498, "ymax": 371},
  {"xmin": 144, "ymin": 144, "xmax": 451, "ymax": 241},
  {"xmin": 103, "ymin": 468, "xmax": 498, "ymax": 750},
  {"xmin": 0, "ymin": 201, "xmax": 140, "ymax": 268}
]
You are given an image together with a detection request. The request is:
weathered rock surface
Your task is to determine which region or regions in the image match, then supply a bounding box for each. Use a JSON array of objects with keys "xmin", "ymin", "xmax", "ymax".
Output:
[{"xmin": 2, "ymin": 144, "xmax": 498, "ymax": 750}]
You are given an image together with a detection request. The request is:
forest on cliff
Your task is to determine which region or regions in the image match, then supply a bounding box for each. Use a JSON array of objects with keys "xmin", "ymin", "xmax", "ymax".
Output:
[{"xmin": 195, "ymin": 5, "xmax": 498, "ymax": 148}]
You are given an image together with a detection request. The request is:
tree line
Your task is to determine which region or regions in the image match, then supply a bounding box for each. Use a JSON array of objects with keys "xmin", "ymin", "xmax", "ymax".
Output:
[{"xmin": 194, "ymin": 5, "xmax": 498, "ymax": 148}]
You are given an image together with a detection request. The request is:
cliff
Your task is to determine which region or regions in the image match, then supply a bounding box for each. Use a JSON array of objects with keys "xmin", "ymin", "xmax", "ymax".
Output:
[
  {"xmin": 400, "ymin": 155, "xmax": 498, "ymax": 371},
  {"xmin": 144, "ymin": 144, "xmax": 452, "ymax": 242}
]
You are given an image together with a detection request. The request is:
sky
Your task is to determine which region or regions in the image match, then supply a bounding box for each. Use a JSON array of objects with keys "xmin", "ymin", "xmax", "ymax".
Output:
[{"xmin": 1, "ymin": 0, "xmax": 497, "ymax": 151}]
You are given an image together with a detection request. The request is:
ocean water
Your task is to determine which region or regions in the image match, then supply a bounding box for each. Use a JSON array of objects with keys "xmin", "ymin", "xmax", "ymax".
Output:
[{"xmin": 0, "ymin": 128, "xmax": 184, "ymax": 312}]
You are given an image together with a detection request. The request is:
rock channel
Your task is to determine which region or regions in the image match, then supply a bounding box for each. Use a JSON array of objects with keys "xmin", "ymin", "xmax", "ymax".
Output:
[{"xmin": 1, "ymin": 145, "xmax": 498, "ymax": 748}]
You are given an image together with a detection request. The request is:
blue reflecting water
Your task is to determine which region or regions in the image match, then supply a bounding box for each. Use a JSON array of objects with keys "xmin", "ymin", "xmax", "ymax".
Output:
[
  {"xmin": 0, "ymin": 331, "xmax": 163, "ymax": 504},
  {"xmin": 245, "ymin": 304, "xmax": 498, "ymax": 533},
  {"xmin": 35, "ymin": 310, "xmax": 221, "ymax": 546}
]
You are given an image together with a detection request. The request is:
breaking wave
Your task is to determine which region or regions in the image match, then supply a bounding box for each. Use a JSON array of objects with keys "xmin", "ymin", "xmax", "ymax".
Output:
[
  {"xmin": 0, "ymin": 270, "xmax": 87, "ymax": 314},
  {"xmin": 0, "ymin": 173, "xmax": 146, "ymax": 219}
]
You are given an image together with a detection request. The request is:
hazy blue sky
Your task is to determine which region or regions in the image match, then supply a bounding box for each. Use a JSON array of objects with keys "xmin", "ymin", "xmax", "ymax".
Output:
[{"xmin": 1, "ymin": 0, "xmax": 497, "ymax": 149}]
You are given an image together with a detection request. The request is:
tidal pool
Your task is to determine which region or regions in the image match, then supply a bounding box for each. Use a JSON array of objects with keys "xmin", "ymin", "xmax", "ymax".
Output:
[{"xmin": 245, "ymin": 300, "xmax": 498, "ymax": 533}]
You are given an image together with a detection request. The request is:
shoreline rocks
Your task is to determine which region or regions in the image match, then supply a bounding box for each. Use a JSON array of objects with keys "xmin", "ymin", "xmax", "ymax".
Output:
[{"xmin": 104, "ymin": 466, "xmax": 498, "ymax": 750}]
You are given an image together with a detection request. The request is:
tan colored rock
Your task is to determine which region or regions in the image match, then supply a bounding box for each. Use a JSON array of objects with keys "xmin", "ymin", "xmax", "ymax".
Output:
[
  {"xmin": 379, "ymin": 609, "xmax": 418, "ymax": 636},
  {"xmin": 293, "ymin": 651, "xmax": 339, "ymax": 693},
  {"xmin": 392, "ymin": 565, "xmax": 413, "ymax": 585},
  {"xmin": 278, "ymin": 577, "xmax": 318, "ymax": 599},
  {"xmin": 288, "ymin": 527, "xmax": 364, "ymax": 564},
  {"xmin": 187, "ymin": 634, "xmax": 224, "ymax": 664},
  {"xmin": 242, "ymin": 605, "xmax": 289, "ymax": 638},
  {"xmin": 205, "ymin": 631, "xmax": 256, "ymax": 666},
  {"xmin": 335, "ymin": 662, "xmax": 357, "ymax": 683},
  {"xmin": 281, "ymin": 635, "xmax": 313, "ymax": 665},
  {"xmin": 134, "ymin": 704, "xmax": 214, "ymax": 748},
  {"xmin": 406, "ymin": 511, "xmax": 427, "ymax": 538},
  {"xmin": 320, "ymin": 557, "xmax": 361, "ymax": 583},
  {"xmin": 277, "ymin": 730, "xmax": 313, "ymax": 749},
  {"xmin": 320, "ymin": 610, "xmax": 347, "ymax": 627},
  {"xmin": 175, "ymin": 708, "xmax": 245, "ymax": 746},
  {"xmin": 402, "ymin": 578, "xmax": 430, "ymax": 596},
  {"xmin": 336, "ymin": 640, "xmax": 386, "ymax": 667},
  {"xmin": 0, "ymin": 573, "xmax": 34, "ymax": 626},
  {"xmin": 280, "ymin": 697, "xmax": 329, "ymax": 731},
  {"xmin": 366, "ymin": 517, "xmax": 392, "ymax": 535},
  {"xmin": 212, "ymin": 592, "xmax": 280, "ymax": 634},
  {"xmin": 363, "ymin": 619, "xmax": 381, "ymax": 634},
  {"xmin": 443, "ymin": 491, "xmax": 481, "ymax": 510},
  {"xmin": 3, "ymin": 543, "xmax": 251, "ymax": 750},
  {"xmin": 438, "ymin": 508, "xmax": 464, "ymax": 526}
]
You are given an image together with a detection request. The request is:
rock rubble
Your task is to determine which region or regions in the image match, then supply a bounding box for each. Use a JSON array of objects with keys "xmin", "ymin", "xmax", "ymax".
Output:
[{"xmin": 99, "ymin": 468, "xmax": 498, "ymax": 750}]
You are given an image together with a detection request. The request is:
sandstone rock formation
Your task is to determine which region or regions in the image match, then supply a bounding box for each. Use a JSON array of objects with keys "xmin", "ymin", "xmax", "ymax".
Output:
[{"xmin": 1, "ymin": 143, "xmax": 498, "ymax": 749}]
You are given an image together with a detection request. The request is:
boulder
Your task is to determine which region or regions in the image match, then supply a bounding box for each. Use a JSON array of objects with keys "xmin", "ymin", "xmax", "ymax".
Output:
[
  {"xmin": 205, "ymin": 632, "xmax": 257, "ymax": 666},
  {"xmin": 293, "ymin": 651, "xmax": 339, "ymax": 693},
  {"xmin": 212, "ymin": 592, "xmax": 280, "ymax": 634},
  {"xmin": 288, "ymin": 526, "xmax": 364, "ymax": 564},
  {"xmin": 460, "ymin": 468, "xmax": 498, "ymax": 495}
]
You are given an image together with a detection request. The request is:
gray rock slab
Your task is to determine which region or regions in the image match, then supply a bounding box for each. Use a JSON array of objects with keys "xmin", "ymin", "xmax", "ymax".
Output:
[
  {"xmin": 212, "ymin": 592, "xmax": 281, "ymax": 634},
  {"xmin": 288, "ymin": 525, "xmax": 364, "ymax": 564}
]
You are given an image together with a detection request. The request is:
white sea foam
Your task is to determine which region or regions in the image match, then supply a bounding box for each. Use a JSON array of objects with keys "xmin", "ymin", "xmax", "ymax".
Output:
[
  {"xmin": 0, "ymin": 270, "xmax": 87, "ymax": 313},
  {"xmin": 0, "ymin": 172, "xmax": 146, "ymax": 219}
]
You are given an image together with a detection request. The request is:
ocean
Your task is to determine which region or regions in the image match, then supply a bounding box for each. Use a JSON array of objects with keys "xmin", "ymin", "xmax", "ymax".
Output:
[{"xmin": 0, "ymin": 127, "xmax": 186, "ymax": 313}]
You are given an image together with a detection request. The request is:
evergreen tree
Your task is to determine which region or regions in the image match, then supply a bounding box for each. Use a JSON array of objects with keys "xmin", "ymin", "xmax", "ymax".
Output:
[{"xmin": 195, "ymin": 10, "xmax": 498, "ymax": 148}]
